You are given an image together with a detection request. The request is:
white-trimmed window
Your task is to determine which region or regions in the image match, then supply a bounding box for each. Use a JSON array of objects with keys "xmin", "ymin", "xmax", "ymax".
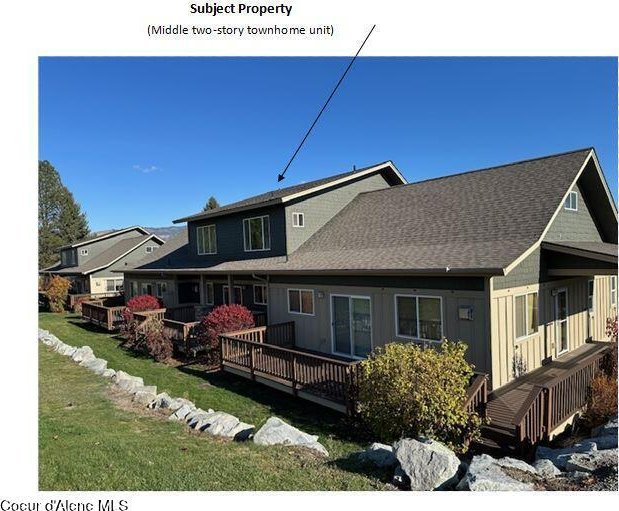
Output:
[
  {"xmin": 564, "ymin": 191, "xmax": 578, "ymax": 211},
  {"xmin": 515, "ymin": 292, "xmax": 539, "ymax": 340},
  {"xmin": 611, "ymin": 276, "xmax": 617, "ymax": 306},
  {"xmin": 141, "ymin": 283, "xmax": 153, "ymax": 296},
  {"xmin": 80, "ymin": 248, "xmax": 88, "ymax": 256},
  {"xmin": 243, "ymin": 215, "xmax": 270, "ymax": 251},
  {"xmin": 292, "ymin": 212, "xmax": 305, "ymax": 228},
  {"xmin": 254, "ymin": 284, "xmax": 268, "ymax": 305},
  {"xmin": 223, "ymin": 285, "xmax": 243, "ymax": 305},
  {"xmin": 197, "ymin": 224, "xmax": 217, "ymax": 255},
  {"xmin": 106, "ymin": 278, "xmax": 122, "ymax": 292},
  {"xmin": 205, "ymin": 282, "xmax": 214, "ymax": 305},
  {"xmin": 146, "ymin": 245, "xmax": 155, "ymax": 254},
  {"xmin": 395, "ymin": 295, "xmax": 443, "ymax": 341},
  {"xmin": 288, "ymin": 289, "xmax": 314, "ymax": 315},
  {"xmin": 130, "ymin": 281, "xmax": 138, "ymax": 297},
  {"xmin": 156, "ymin": 282, "xmax": 167, "ymax": 298}
]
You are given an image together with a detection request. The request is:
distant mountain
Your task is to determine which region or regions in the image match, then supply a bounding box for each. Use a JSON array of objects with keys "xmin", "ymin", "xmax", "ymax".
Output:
[
  {"xmin": 145, "ymin": 226, "xmax": 184, "ymax": 241},
  {"xmin": 89, "ymin": 226, "xmax": 184, "ymax": 242}
]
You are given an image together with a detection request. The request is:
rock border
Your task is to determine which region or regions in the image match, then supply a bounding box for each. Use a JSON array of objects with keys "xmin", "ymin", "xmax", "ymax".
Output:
[{"xmin": 38, "ymin": 328, "xmax": 328, "ymax": 454}]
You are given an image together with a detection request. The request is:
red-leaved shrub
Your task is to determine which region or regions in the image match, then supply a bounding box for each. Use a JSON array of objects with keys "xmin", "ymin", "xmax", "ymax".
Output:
[
  {"xmin": 141, "ymin": 318, "xmax": 173, "ymax": 362},
  {"xmin": 121, "ymin": 294, "xmax": 163, "ymax": 346},
  {"xmin": 196, "ymin": 304, "xmax": 255, "ymax": 365}
]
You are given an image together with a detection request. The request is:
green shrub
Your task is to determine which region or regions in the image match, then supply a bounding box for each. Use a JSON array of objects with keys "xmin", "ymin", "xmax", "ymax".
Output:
[{"xmin": 357, "ymin": 341, "xmax": 481, "ymax": 452}]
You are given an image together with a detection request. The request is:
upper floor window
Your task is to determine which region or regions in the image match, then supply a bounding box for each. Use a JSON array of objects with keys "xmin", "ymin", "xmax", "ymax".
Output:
[
  {"xmin": 80, "ymin": 248, "xmax": 88, "ymax": 256},
  {"xmin": 611, "ymin": 276, "xmax": 617, "ymax": 306},
  {"xmin": 243, "ymin": 215, "xmax": 271, "ymax": 251},
  {"xmin": 564, "ymin": 191, "xmax": 578, "ymax": 211},
  {"xmin": 395, "ymin": 295, "xmax": 443, "ymax": 342},
  {"xmin": 197, "ymin": 225, "xmax": 217, "ymax": 255},
  {"xmin": 146, "ymin": 245, "xmax": 155, "ymax": 254},
  {"xmin": 61, "ymin": 250, "xmax": 77, "ymax": 266},
  {"xmin": 515, "ymin": 291, "xmax": 538, "ymax": 340},
  {"xmin": 254, "ymin": 284, "xmax": 268, "ymax": 305},
  {"xmin": 292, "ymin": 212, "xmax": 305, "ymax": 228}
]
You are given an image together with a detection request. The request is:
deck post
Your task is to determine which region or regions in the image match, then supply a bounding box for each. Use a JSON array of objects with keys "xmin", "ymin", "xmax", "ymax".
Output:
[
  {"xmin": 249, "ymin": 343, "xmax": 255, "ymax": 380},
  {"xmin": 219, "ymin": 336, "xmax": 225, "ymax": 371},
  {"xmin": 543, "ymin": 387, "xmax": 552, "ymax": 439},
  {"xmin": 291, "ymin": 354, "xmax": 298, "ymax": 396}
]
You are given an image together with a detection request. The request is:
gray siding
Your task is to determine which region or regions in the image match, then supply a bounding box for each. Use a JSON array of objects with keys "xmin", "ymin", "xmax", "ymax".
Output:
[
  {"xmin": 75, "ymin": 228, "xmax": 145, "ymax": 266},
  {"xmin": 187, "ymin": 205, "xmax": 286, "ymax": 263},
  {"xmin": 268, "ymin": 280, "xmax": 491, "ymax": 375},
  {"xmin": 493, "ymin": 248, "xmax": 541, "ymax": 290},
  {"xmin": 93, "ymin": 240, "xmax": 163, "ymax": 278},
  {"xmin": 544, "ymin": 183, "xmax": 603, "ymax": 243},
  {"xmin": 284, "ymin": 173, "xmax": 392, "ymax": 253}
]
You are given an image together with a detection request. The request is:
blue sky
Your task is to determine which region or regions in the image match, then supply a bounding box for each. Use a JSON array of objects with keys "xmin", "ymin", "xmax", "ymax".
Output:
[{"xmin": 39, "ymin": 57, "xmax": 617, "ymax": 232}]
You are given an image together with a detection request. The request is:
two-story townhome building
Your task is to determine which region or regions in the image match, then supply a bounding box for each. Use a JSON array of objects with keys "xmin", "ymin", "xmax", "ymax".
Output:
[
  {"xmin": 123, "ymin": 148, "xmax": 617, "ymax": 444},
  {"xmin": 41, "ymin": 226, "xmax": 165, "ymax": 297},
  {"xmin": 123, "ymin": 162, "xmax": 406, "ymax": 317}
]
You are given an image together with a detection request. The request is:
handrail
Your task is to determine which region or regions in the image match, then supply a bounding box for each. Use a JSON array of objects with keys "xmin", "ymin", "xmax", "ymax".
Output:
[
  {"xmin": 511, "ymin": 384, "xmax": 545, "ymax": 426},
  {"xmin": 464, "ymin": 372, "xmax": 488, "ymax": 416},
  {"xmin": 220, "ymin": 334, "xmax": 358, "ymax": 367},
  {"xmin": 511, "ymin": 344, "xmax": 611, "ymax": 444}
]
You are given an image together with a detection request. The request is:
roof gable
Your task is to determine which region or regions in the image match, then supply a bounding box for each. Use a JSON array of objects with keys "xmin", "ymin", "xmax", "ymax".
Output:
[
  {"xmin": 61, "ymin": 226, "xmax": 151, "ymax": 249},
  {"xmin": 173, "ymin": 161, "xmax": 406, "ymax": 223}
]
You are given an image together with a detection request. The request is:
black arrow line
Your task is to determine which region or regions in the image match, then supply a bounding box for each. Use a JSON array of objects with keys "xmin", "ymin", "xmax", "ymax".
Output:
[{"xmin": 277, "ymin": 24, "xmax": 377, "ymax": 183}]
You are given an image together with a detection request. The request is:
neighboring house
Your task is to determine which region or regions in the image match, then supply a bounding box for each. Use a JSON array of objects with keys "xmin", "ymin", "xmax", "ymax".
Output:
[
  {"xmin": 123, "ymin": 149, "xmax": 617, "ymax": 393},
  {"xmin": 41, "ymin": 226, "xmax": 165, "ymax": 296}
]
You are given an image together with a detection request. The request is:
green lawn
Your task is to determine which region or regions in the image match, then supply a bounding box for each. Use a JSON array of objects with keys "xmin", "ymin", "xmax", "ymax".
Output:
[{"xmin": 39, "ymin": 313, "xmax": 390, "ymax": 490}]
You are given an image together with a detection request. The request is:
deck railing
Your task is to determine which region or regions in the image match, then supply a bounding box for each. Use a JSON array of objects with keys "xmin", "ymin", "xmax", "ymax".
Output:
[
  {"xmin": 81, "ymin": 301, "xmax": 126, "ymax": 330},
  {"xmin": 163, "ymin": 319, "xmax": 200, "ymax": 354},
  {"xmin": 225, "ymin": 321, "xmax": 295, "ymax": 347},
  {"xmin": 220, "ymin": 334, "xmax": 360, "ymax": 410},
  {"xmin": 464, "ymin": 372, "xmax": 488, "ymax": 417},
  {"xmin": 512, "ymin": 344, "xmax": 610, "ymax": 445},
  {"xmin": 164, "ymin": 305, "xmax": 197, "ymax": 323}
]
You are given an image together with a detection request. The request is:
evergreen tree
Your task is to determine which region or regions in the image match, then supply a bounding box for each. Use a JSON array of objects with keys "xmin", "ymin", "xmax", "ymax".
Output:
[
  {"xmin": 38, "ymin": 160, "xmax": 89, "ymax": 268},
  {"xmin": 203, "ymin": 196, "xmax": 220, "ymax": 211}
]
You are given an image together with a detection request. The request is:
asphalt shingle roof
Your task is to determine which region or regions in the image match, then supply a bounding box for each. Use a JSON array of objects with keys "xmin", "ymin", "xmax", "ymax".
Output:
[
  {"xmin": 45, "ymin": 235, "xmax": 157, "ymax": 275},
  {"xmin": 127, "ymin": 148, "xmax": 610, "ymax": 275},
  {"xmin": 173, "ymin": 161, "xmax": 401, "ymax": 223}
]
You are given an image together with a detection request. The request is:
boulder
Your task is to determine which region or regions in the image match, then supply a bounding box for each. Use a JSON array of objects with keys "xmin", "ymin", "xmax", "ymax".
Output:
[
  {"xmin": 167, "ymin": 397, "xmax": 195, "ymax": 412},
  {"xmin": 200, "ymin": 411, "xmax": 255, "ymax": 441},
  {"xmin": 393, "ymin": 438, "xmax": 460, "ymax": 491},
  {"xmin": 113, "ymin": 371, "xmax": 144, "ymax": 394},
  {"xmin": 148, "ymin": 393, "xmax": 173, "ymax": 410},
  {"xmin": 358, "ymin": 442, "xmax": 398, "ymax": 468},
  {"xmin": 592, "ymin": 417, "xmax": 618, "ymax": 438},
  {"xmin": 253, "ymin": 417, "xmax": 328, "ymax": 455},
  {"xmin": 83, "ymin": 358, "xmax": 108, "ymax": 375},
  {"xmin": 533, "ymin": 458, "xmax": 561, "ymax": 478},
  {"xmin": 133, "ymin": 388, "xmax": 158, "ymax": 406},
  {"xmin": 169, "ymin": 404, "xmax": 195, "ymax": 421},
  {"xmin": 72, "ymin": 346, "xmax": 94, "ymax": 363},
  {"xmin": 457, "ymin": 454, "xmax": 536, "ymax": 491},
  {"xmin": 101, "ymin": 368, "xmax": 116, "ymax": 379},
  {"xmin": 564, "ymin": 448, "xmax": 618, "ymax": 473},
  {"xmin": 187, "ymin": 409, "xmax": 215, "ymax": 429},
  {"xmin": 588, "ymin": 435, "xmax": 618, "ymax": 450},
  {"xmin": 535, "ymin": 440, "xmax": 597, "ymax": 470}
]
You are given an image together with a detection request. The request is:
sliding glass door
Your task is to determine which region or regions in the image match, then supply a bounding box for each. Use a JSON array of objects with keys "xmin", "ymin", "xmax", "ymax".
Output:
[{"xmin": 331, "ymin": 295, "xmax": 372, "ymax": 358}]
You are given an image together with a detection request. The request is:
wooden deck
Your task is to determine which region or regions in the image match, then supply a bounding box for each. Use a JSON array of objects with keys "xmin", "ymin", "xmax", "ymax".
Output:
[{"xmin": 484, "ymin": 341, "xmax": 610, "ymax": 448}]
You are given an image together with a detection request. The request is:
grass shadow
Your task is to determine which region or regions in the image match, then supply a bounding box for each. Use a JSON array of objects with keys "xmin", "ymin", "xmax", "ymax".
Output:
[
  {"xmin": 327, "ymin": 451, "xmax": 395, "ymax": 484},
  {"xmin": 177, "ymin": 364, "xmax": 372, "ymax": 444}
]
